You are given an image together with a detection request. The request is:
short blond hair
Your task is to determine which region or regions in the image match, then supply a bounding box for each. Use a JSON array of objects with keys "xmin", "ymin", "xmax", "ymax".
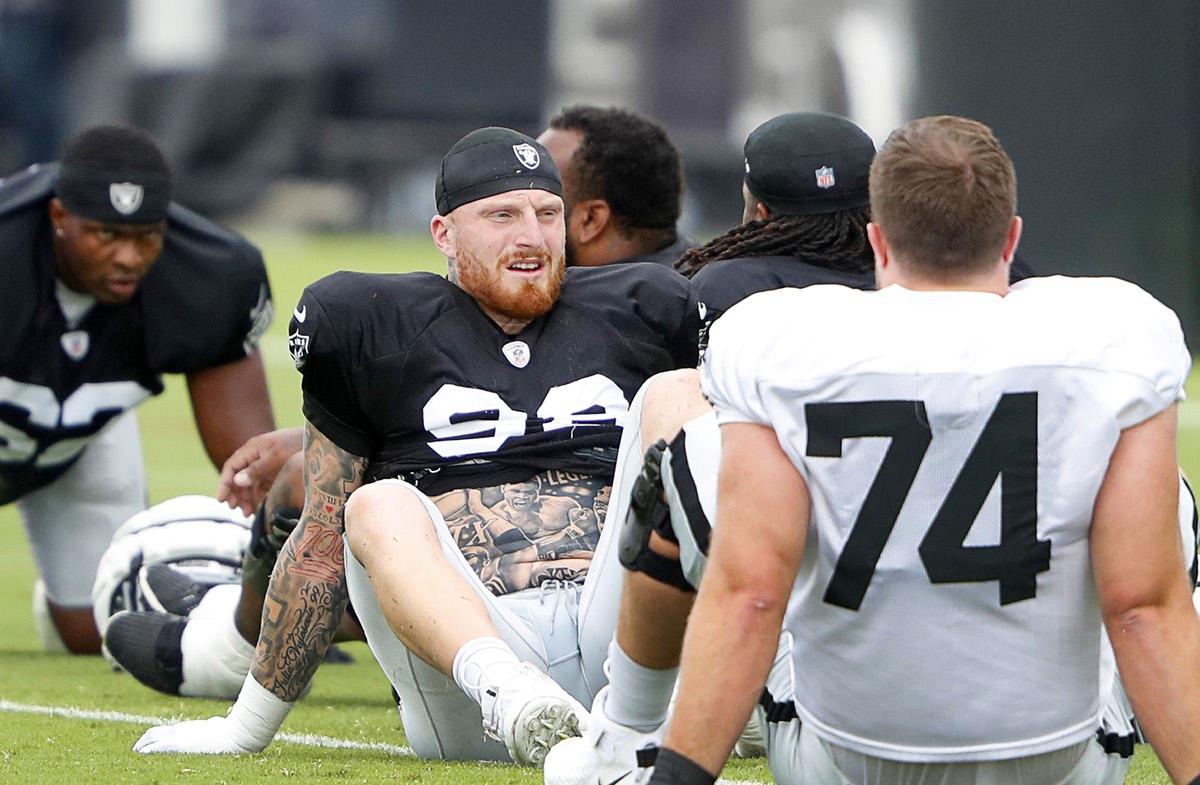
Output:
[{"xmin": 869, "ymin": 115, "xmax": 1016, "ymax": 277}]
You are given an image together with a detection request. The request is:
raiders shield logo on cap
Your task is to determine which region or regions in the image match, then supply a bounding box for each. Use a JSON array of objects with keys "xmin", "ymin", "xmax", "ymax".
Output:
[
  {"xmin": 512, "ymin": 143, "xmax": 540, "ymax": 170},
  {"xmin": 502, "ymin": 340, "xmax": 531, "ymax": 368},
  {"xmin": 109, "ymin": 182, "xmax": 145, "ymax": 215}
]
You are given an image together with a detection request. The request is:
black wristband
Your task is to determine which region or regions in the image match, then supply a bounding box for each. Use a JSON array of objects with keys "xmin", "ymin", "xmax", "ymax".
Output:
[
  {"xmin": 1188, "ymin": 774, "xmax": 1200, "ymax": 785},
  {"xmin": 646, "ymin": 747, "xmax": 717, "ymax": 785}
]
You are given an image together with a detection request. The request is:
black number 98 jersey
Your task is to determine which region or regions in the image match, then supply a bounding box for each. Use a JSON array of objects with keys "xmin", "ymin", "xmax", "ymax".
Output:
[{"xmin": 289, "ymin": 263, "xmax": 701, "ymax": 494}]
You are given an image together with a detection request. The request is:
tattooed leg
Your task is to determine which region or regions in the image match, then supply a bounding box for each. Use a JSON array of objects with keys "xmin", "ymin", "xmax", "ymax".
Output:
[
  {"xmin": 251, "ymin": 423, "xmax": 366, "ymax": 702},
  {"xmin": 343, "ymin": 481, "xmax": 498, "ymax": 675}
]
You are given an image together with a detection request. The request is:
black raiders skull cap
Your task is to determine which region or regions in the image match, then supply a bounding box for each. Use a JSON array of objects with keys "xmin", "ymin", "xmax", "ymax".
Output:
[
  {"xmin": 55, "ymin": 123, "xmax": 172, "ymax": 224},
  {"xmin": 436, "ymin": 127, "xmax": 562, "ymax": 215}
]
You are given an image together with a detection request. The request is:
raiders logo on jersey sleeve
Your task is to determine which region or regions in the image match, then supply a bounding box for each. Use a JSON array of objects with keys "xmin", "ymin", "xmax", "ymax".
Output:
[
  {"xmin": 243, "ymin": 284, "xmax": 273, "ymax": 355},
  {"xmin": 288, "ymin": 301, "xmax": 312, "ymax": 369}
]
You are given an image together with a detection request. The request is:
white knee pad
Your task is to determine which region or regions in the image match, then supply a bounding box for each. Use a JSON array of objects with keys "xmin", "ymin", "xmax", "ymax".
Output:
[{"xmin": 661, "ymin": 411, "xmax": 721, "ymax": 588}]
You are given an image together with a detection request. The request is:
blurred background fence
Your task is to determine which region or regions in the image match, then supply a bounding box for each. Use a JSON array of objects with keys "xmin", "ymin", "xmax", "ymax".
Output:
[{"xmin": 1, "ymin": 0, "xmax": 1195, "ymax": 341}]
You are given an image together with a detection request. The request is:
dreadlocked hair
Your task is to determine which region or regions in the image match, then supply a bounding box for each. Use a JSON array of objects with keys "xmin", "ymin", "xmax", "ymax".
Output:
[{"xmin": 674, "ymin": 207, "xmax": 873, "ymax": 279}]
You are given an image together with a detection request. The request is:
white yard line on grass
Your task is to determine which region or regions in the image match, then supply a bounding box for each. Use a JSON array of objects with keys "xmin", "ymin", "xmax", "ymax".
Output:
[
  {"xmin": 0, "ymin": 705, "xmax": 763, "ymax": 782},
  {"xmin": 0, "ymin": 699, "xmax": 766, "ymax": 785},
  {"xmin": 0, "ymin": 699, "xmax": 413, "ymax": 755}
]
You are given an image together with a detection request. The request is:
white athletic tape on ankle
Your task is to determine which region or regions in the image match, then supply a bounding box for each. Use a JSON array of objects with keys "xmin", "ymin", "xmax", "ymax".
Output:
[{"xmin": 226, "ymin": 674, "xmax": 294, "ymax": 750}]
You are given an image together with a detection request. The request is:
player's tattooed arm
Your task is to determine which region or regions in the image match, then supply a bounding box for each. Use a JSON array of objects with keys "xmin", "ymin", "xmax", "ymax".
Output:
[{"xmin": 251, "ymin": 422, "xmax": 366, "ymax": 702}]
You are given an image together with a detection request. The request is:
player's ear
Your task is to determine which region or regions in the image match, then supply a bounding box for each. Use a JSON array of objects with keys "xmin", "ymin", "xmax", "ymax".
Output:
[
  {"xmin": 573, "ymin": 199, "xmax": 610, "ymax": 245},
  {"xmin": 1002, "ymin": 215, "xmax": 1023, "ymax": 264},
  {"xmin": 867, "ymin": 222, "xmax": 890, "ymax": 269},
  {"xmin": 48, "ymin": 197, "xmax": 67, "ymax": 233},
  {"xmin": 430, "ymin": 214, "xmax": 455, "ymax": 258},
  {"xmin": 740, "ymin": 181, "xmax": 765, "ymax": 224}
]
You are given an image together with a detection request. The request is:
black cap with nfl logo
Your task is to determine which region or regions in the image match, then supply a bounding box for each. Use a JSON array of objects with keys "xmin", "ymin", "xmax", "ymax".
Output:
[
  {"xmin": 743, "ymin": 111, "xmax": 874, "ymax": 216},
  {"xmin": 436, "ymin": 127, "xmax": 562, "ymax": 216},
  {"xmin": 55, "ymin": 123, "xmax": 172, "ymax": 224}
]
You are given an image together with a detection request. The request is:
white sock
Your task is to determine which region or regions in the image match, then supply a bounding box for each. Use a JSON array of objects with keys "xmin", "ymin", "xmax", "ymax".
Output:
[
  {"xmin": 179, "ymin": 584, "xmax": 255, "ymax": 699},
  {"xmin": 604, "ymin": 638, "xmax": 677, "ymax": 731},
  {"xmin": 452, "ymin": 636, "xmax": 523, "ymax": 710}
]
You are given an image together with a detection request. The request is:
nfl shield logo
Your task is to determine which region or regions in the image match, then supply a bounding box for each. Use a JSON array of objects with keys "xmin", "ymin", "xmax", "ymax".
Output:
[
  {"xmin": 109, "ymin": 182, "xmax": 145, "ymax": 215},
  {"xmin": 61, "ymin": 330, "xmax": 90, "ymax": 360},
  {"xmin": 512, "ymin": 143, "xmax": 540, "ymax": 170},
  {"xmin": 502, "ymin": 340, "xmax": 531, "ymax": 368},
  {"xmin": 815, "ymin": 167, "xmax": 835, "ymax": 189}
]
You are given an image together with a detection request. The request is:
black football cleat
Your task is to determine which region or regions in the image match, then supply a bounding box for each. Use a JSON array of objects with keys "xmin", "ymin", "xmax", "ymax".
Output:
[
  {"xmin": 105, "ymin": 611, "xmax": 186, "ymax": 695},
  {"xmin": 139, "ymin": 563, "xmax": 212, "ymax": 616}
]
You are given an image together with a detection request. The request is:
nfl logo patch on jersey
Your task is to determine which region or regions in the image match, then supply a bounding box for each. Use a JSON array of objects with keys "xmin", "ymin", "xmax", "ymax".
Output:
[
  {"xmin": 512, "ymin": 143, "xmax": 540, "ymax": 170},
  {"xmin": 815, "ymin": 166, "xmax": 835, "ymax": 189},
  {"xmin": 502, "ymin": 340, "xmax": 530, "ymax": 368},
  {"xmin": 60, "ymin": 330, "xmax": 90, "ymax": 360},
  {"xmin": 109, "ymin": 182, "xmax": 145, "ymax": 215}
]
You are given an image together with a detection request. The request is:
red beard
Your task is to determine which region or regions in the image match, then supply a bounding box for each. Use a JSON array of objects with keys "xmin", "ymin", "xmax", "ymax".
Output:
[{"xmin": 456, "ymin": 247, "xmax": 565, "ymax": 322}]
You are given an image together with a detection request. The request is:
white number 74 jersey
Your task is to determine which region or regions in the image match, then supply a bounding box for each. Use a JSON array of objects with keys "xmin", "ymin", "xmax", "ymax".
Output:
[{"xmin": 703, "ymin": 276, "xmax": 1190, "ymax": 762}]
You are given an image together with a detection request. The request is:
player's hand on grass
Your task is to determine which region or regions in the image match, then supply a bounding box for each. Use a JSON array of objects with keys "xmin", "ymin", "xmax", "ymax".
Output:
[
  {"xmin": 133, "ymin": 716, "xmax": 268, "ymax": 754},
  {"xmin": 217, "ymin": 427, "xmax": 303, "ymax": 515},
  {"xmin": 136, "ymin": 675, "xmax": 292, "ymax": 755}
]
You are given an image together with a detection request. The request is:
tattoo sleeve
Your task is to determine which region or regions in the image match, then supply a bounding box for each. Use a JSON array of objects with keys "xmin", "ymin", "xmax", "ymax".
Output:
[{"xmin": 252, "ymin": 422, "xmax": 367, "ymax": 701}]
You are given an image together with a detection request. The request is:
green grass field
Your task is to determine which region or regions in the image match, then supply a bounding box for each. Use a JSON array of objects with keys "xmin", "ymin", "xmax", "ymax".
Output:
[{"xmin": 0, "ymin": 230, "xmax": 1190, "ymax": 784}]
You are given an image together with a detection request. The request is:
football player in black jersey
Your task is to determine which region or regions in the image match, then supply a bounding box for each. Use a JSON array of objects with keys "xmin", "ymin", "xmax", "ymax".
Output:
[
  {"xmin": 104, "ymin": 107, "xmax": 704, "ymax": 705},
  {"xmin": 0, "ymin": 123, "xmax": 280, "ymax": 654},
  {"xmin": 133, "ymin": 126, "xmax": 700, "ymax": 766},
  {"xmin": 537, "ymin": 105, "xmax": 696, "ymax": 268}
]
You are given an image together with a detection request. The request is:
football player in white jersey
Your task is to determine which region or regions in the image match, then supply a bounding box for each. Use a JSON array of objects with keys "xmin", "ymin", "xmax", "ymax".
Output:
[
  {"xmin": 548, "ymin": 114, "xmax": 1200, "ymax": 785},
  {"xmin": 646, "ymin": 115, "xmax": 1200, "ymax": 785}
]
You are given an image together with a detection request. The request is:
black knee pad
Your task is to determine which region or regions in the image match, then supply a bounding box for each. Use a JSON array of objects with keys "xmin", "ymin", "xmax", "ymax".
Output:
[{"xmin": 618, "ymin": 439, "xmax": 694, "ymax": 593}]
